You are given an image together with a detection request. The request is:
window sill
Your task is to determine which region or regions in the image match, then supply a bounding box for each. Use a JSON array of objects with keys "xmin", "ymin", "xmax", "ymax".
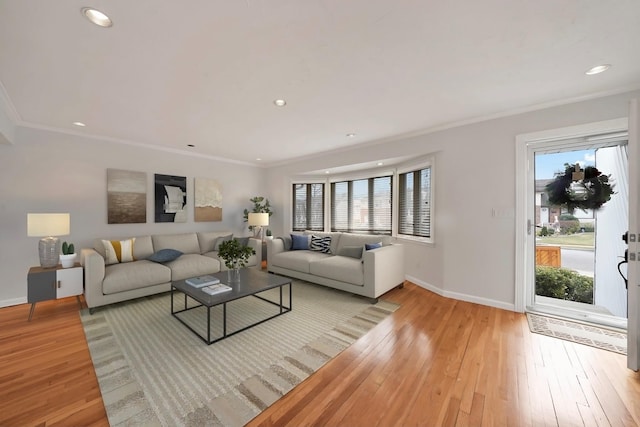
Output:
[{"xmin": 394, "ymin": 235, "xmax": 434, "ymax": 247}]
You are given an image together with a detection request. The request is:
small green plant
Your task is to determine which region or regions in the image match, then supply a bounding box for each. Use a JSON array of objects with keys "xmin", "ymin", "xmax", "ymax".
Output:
[
  {"xmin": 217, "ymin": 239, "xmax": 256, "ymax": 269},
  {"xmin": 266, "ymin": 229, "xmax": 272, "ymax": 237},
  {"xmin": 243, "ymin": 196, "xmax": 273, "ymax": 230},
  {"xmin": 535, "ymin": 266, "xmax": 593, "ymax": 304},
  {"xmin": 61, "ymin": 241, "xmax": 75, "ymax": 255}
]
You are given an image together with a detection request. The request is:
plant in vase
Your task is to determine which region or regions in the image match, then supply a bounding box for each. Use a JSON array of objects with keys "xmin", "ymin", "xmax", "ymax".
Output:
[
  {"xmin": 265, "ymin": 229, "xmax": 273, "ymax": 239},
  {"xmin": 59, "ymin": 241, "xmax": 76, "ymax": 268},
  {"xmin": 217, "ymin": 239, "xmax": 256, "ymax": 282}
]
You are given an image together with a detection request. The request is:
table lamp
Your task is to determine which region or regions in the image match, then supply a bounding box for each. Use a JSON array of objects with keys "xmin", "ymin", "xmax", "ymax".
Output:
[
  {"xmin": 27, "ymin": 213, "xmax": 70, "ymax": 268},
  {"xmin": 248, "ymin": 212, "xmax": 269, "ymax": 241}
]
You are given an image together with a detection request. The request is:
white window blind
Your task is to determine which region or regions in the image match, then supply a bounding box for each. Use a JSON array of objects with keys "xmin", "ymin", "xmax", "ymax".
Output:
[
  {"xmin": 331, "ymin": 176, "xmax": 392, "ymax": 234},
  {"xmin": 398, "ymin": 166, "xmax": 431, "ymax": 238},
  {"xmin": 292, "ymin": 183, "xmax": 324, "ymax": 231}
]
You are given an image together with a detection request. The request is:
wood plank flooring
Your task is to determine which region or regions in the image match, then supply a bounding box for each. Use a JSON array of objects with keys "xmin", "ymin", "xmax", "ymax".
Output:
[{"xmin": 2, "ymin": 282, "xmax": 640, "ymax": 426}]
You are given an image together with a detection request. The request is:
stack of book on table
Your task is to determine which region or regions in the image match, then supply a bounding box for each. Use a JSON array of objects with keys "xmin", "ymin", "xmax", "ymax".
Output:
[
  {"xmin": 201, "ymin": 283, "xmax": 232, "ymax": 295},
  {"xmin": 185, "ymin": 275, "xmax": 220, "ymax": 288}
]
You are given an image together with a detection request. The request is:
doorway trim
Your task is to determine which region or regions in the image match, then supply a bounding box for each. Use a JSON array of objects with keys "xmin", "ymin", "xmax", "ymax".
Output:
[{"xmin": 515, "ymin": 118, "xmax": 628, "ymax": 313}]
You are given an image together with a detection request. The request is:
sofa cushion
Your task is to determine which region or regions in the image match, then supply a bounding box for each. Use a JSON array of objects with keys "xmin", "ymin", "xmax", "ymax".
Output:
[
  {"xmin": 165, "ymin": 253, "xmax": 220, "ymax": 281},
  {"xmin": 310, "ymin": 235, "xmax": 332, "ymax": 253},
  {"xmin": 291, "ymin": 234, "xmax": 310, "ymax": 250},
  {"xmin": 197, "ymin": 231, "xmax": 233, "ymax": 253},
  {"xmin": 102, "ymin": 238, "xmax": 136, "ymax": 265},
  {"xmin": 214, "ymin": 234, "xmax": 233, "ymax": 250},
  {"xmin": 102, "ymin": 260, "xmax": 172, "ymax": 294},
  {"xmin": 148, "ymin": 248, "xmax": 183, "ymax": 263},
  {"xmin": 309, "ymin": 256, "xmax": 364, "ymax": 286},
  {"xmin": 303, "ymin": 231, "xmax": 342, "ymax": 255},
  {"xmin": 365, "ymin": 242, "xmax": 383, "ymax": 250},
  {"xmin": 152, "ymin": 233, "xmax": 201, "ymax": 254},
  {"xmin": 337, "ymin": 233, "xmax": 391, "ymax": 252},
  {"xmin": 271, "ymin": 250, "xmax": 330, "ymax": 273},
  {"xmin": 338, "ymin": 245, "xmax": 363, "ymax": 259}
]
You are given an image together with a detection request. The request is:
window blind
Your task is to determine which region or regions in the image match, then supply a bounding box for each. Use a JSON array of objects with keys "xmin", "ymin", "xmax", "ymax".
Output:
[
  {"xmin": 398, "ymin": 167, "xmax": 431, "ymax": 238},
  {"xmin": 292, "ymin": 183, "xmax": 324, "ymax": 231},
  {"xmin": 331, "ymin": 176, "xmax": 392, "ymax": 234}
]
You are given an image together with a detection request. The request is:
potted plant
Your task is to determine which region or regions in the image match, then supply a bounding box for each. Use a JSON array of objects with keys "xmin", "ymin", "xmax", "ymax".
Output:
[
  {"xmin": 265, "ymin": 229, "xmax": 273, "ymax": 239},
  {"xmin": 243, "ymin": 196, "xmax": 273, "ymax": 232},
  {"xmin": 217, "ymin": 239, "xmax": 256, "ymax": 282},
  {"xmin": 59, "ymin": 241, "xmax": 76, "ymax": 268}
]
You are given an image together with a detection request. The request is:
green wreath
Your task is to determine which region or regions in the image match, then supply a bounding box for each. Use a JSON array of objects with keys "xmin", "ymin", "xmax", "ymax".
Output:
[{"xmin": 545, "ymin": 163, "xmax": 615, "ymax": 214}]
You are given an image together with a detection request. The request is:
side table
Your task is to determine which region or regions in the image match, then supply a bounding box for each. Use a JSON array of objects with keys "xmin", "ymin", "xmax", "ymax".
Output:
[{"xmin": 27, "ymin": 263, "xmax": 83, "ymax": 321}]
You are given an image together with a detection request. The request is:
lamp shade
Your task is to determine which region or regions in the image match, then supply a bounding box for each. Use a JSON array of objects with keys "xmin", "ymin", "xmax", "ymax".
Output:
[
  {"xmin": 248, "ymin": 212, "xmax": 269, "ymax": 226},
  {"xmin": 27, "ymin": 213, "xmax": 70, "ymax": 237}
]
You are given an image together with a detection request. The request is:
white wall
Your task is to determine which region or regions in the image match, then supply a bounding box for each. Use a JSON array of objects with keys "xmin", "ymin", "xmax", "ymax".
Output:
[
  {"xmin": 0, "ymin": 126, "xmax": 266, "ymax": 306},
  {"xmin": 0, "ymin": 104, "xmax": 15, "ymax": 145},
  {"xmin": 266, "ymin": 89, "xmax": 640, "ymax": 310}
]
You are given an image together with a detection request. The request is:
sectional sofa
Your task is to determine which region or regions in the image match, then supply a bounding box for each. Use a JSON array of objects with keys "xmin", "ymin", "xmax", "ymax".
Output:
[
  {"xmin": 81, "ymin": 231, "xmax": 260, "ymax": 311},
  {"xmin": 267, "ymin": 231, "xmax": 404, "ymax": 301}
]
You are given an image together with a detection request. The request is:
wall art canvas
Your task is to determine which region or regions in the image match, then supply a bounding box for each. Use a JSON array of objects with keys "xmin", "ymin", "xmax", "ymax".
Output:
[
  {"xmin": 194, "ymin": 177, "xmax": 223, "ymax": 222},
  {"xmin": 107, "ymin": 169, "xmax": 147, "ymax": 224},
  {"xmin": 155, "ymin": 174, "xmax": 187, "ymax": 223}
]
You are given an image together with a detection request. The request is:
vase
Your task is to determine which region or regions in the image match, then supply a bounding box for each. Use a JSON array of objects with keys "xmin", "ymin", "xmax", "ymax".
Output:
[
  {"xmin": 59, "ymin": 253, "xmax": 77, "ymax": 268},
  {"xmin": 227, "ymin": 267, "xmax": 241, "ymax": 283}
]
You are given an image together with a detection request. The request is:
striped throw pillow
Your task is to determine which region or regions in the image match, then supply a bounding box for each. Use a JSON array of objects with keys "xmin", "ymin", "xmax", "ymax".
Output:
[
  {"xmin": 310, "ymin": 235, "xmax": 331, "ymax": 254},
  {"xmin": 102, "ymin": 238, "xmax": 136, "ymax": 265}
]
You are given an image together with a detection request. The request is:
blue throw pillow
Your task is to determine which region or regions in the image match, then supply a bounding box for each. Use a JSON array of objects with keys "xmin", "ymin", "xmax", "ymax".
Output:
[
  {"xmin": 290, "ymin": 234, "xmax": 310, "ymax": 250},
  {"xmin": 365, "ymin": 242, "xmax": 382, "ymax": 251},
  {"xmin": 147, "ymin": 248, "xmax": 183, "ymax": 263}
]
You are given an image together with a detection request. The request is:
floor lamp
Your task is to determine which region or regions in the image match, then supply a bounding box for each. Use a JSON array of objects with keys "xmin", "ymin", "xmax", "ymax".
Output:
[
  {"xmin": 27, "ymin": 213, "xmax": 70, "ymax": 268},
  {"xmin": 248, "ymin": 212, "xmax": 269, "ymax": 241}
]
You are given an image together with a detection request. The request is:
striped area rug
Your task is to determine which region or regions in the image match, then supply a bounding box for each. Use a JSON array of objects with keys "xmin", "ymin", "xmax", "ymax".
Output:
[{"xmin": 80, "ymin": 280, "xmax": 399, "ymax": 426}]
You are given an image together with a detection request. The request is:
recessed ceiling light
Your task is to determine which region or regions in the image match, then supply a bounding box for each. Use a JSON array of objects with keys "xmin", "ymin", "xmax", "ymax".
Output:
[
  {"xmin": 377, "ymin": 162, "xmax": 384, "ymax": 166},
  {"xmin": 585, "ymin": 64, "xmax": 611, "ymax": 75},
  {"xmin": 81, "ymin": 8, "xmax": 113, "ymax": 28},
  {"xmin": 256, "ymin": 158, "xmax": 262, "ymax": 161},
  {"xmin": 325, "ymin": 171, "xmax": 330, "ymax": 174},
  {"xmin": 187, "ymin": 144, "xmax": 195, "ymax": 148},
  {"xmin": 72, "ymin": 121, "xmax": 86, "ymax": 127},
  {"xmin": 346, "ymin": 133, "xmax": 356, "ymax": 138},
  {"xmin": 273, "ymin": 99, "xmax": 286, "ymax": 107}
]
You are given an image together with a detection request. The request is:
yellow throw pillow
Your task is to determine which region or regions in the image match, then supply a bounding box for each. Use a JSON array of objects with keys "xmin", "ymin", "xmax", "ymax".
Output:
[{"xmin": 102, "ymin": 238, "xmax": 136, "ymax": 265}]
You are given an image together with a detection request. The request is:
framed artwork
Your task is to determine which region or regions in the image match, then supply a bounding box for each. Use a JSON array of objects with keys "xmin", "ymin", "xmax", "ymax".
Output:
[
  {"xmin": 194, "ymin": 177, "xmax": 222, "ymax": 222},
  {"xmin": 107, "ymin": 169, "xmax": 147, "ymax": 224},
  {"xmin": 155, "ymin": 174, "xmax": 187, "ymax": 223}
]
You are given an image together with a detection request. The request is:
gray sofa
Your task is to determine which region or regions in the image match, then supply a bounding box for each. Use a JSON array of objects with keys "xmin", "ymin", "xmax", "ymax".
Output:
[
  {"xmin": 267, "ymin": 231, "xmax": 404, "ymax": 301},
  {"xmin": 81, "ymin": 231, "xmax": 261, "ymax": 311}
]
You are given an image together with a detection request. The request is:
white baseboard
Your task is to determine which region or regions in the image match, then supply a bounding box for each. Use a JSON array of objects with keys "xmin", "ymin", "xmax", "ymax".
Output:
[
  {"xmin": 405, "ymin": 275, "xmax": 515, "ymax": 312},
  {"xmin": 0, "ymin": 297, "xmax": 27, "ymax": 308}
]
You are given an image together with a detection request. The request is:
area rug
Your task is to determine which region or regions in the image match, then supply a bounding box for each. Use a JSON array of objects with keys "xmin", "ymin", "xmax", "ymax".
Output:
[
  {"xmin": 526, "ymin": 312, "xmax": 627, "ymax": 355},
  {"xmin": 80, "ymin": 280, "xmax": 399, "ymax": 426}
]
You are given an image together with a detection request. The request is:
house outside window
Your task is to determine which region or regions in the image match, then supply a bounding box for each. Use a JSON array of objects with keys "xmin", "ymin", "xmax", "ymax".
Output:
[
  {"xmin": 398, "ymin": 164, "xmax": 432, "ymax": 240},
  {"xmin": 292, "ymin": 183, "xmax": 324, "ymax": 231},
  {"xmin": 331, "ymin": 176, "xmax": 392, "ymax": 235}
]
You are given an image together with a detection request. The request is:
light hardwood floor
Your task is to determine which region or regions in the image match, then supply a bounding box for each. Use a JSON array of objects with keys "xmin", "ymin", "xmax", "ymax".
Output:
[{"xmin": 1, "ymin": 282, "xmax": 640, "ymax": 426}]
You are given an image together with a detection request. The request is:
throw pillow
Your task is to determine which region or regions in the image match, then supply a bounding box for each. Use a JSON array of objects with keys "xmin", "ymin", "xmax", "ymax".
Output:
[
  {"xmin": 147, "ymin": 248, "xmax": 183, "ymax": 263},
  {"xmin": 278, "ymin": 235, "xmax": 292, "ymax": 251},
  {"xmin": 338, "ymin": 245, "xmax": 363, "ymax": 259},
  {"xmin": 214, "ymin": 234, "xmax": 233, "ymax": 251},
  {"xmin": 102, "ymin": 238, "xmax": 136, "ymax": 265},
  {"xmin": 290, "ymin": 233, "xmax": 310, "ymax": 250},
  {"xmin": 234, "ymin": 237, "xmax": 250, "ymax": 247},
  {"xmin": 310, "ymin": 235, "xmax": 332, "ymax": 254},
  {"xmin": 365, "ymin": 242, "xmax": 383, "ymax": 251}
]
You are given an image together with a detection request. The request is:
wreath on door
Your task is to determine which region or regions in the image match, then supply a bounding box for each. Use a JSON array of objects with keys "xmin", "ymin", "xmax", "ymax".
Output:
[{"xmin": 545, "ymin": 163, "xmax": 615, "ymax": 214}]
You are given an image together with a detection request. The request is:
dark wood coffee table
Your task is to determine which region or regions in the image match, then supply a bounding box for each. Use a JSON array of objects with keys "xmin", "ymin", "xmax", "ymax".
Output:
[{"xmin": 171, "ymin": 268, "xmax": 292, "ymax": 344}]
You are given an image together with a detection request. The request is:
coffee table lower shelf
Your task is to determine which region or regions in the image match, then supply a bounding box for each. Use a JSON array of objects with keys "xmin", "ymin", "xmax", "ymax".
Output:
[{"xmin": 171, "ymin": 279, "xmax": 292, "ymax": 345}]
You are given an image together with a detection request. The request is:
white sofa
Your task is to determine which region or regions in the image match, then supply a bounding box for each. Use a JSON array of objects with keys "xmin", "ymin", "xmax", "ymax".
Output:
[
  {"xmin": 267, "ymin": 231, "xmax": 404, "ymax": 301},
  {"xmin": 81, "ymin": 231, "xmax": 260, "ymax": 311}
]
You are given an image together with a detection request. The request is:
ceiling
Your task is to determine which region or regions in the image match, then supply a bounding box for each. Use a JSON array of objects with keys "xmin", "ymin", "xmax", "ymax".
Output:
[{"xmin": 1, "ymin": 1, "xmax": 639, "ymax": 167}]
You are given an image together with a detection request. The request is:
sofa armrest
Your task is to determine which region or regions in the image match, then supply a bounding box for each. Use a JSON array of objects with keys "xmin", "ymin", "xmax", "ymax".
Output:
[
  {"xmin": 266, "ymin": 238, "xmax": 286, "ymax": 268},
  {"xmin": 81, "ymin": 248, "xmax": 106, "ymax": 308},
  {"xmin": 362, "ymin": 243, "xmax": 405, "ymax": 298}
]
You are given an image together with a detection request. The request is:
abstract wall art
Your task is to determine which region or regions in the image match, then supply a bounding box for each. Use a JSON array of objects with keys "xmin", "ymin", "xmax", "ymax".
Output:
[
  {"xmin": 107, "ymin": 169, "xmax": 147, "ymax": 224},
  {"xmin": 194, "ymin": 177, "xmax": 223, "ymax": 222},
  {"xmin": 155, "ymin": 174, "xmax": 187, "ymax": 223}
]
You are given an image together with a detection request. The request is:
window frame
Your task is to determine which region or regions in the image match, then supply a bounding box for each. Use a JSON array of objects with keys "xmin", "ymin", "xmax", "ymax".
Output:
[
  {"xmin": 291, "ymin": 181, "xmax": 326, "ymax": 232},
  {"xmin": 395, "ymin": 158, "xmax": 435, "ymax": 244}
]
